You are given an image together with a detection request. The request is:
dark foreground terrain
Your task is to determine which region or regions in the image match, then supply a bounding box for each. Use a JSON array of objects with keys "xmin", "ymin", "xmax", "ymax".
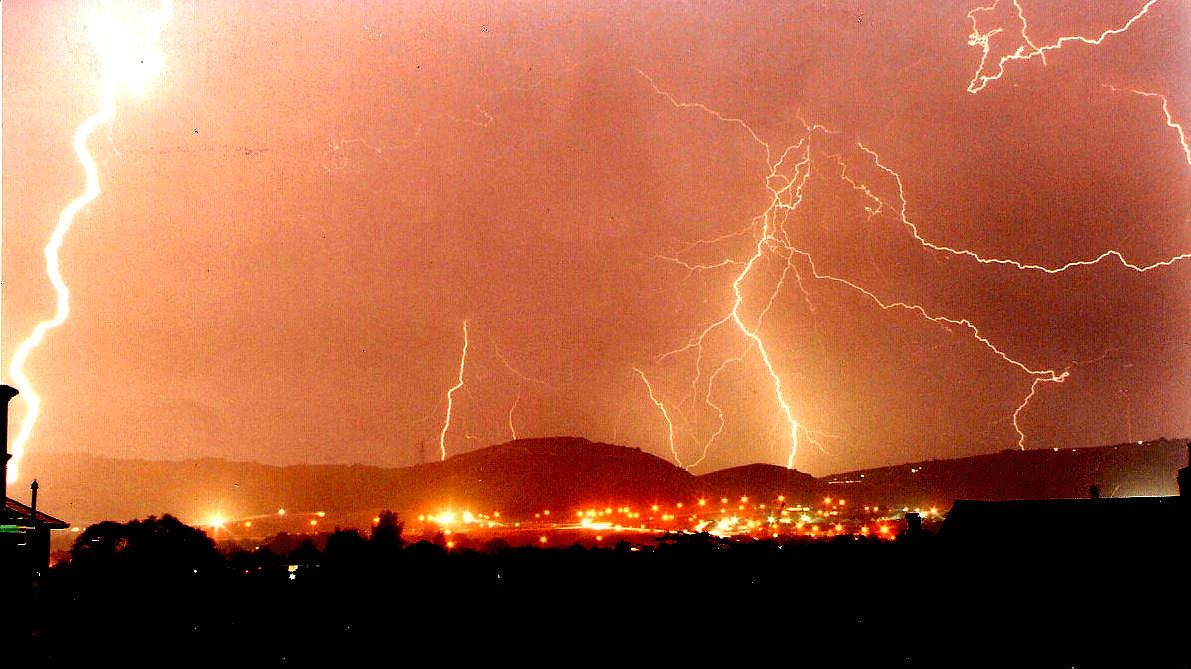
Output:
[{"xmin": 7, "ymin": 513, "xmax": 1190, "ymax": 668}]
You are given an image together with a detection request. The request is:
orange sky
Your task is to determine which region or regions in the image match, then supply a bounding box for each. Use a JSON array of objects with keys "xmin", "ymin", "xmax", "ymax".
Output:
[{"xmin": 3, "ymin": 0, "xmax": 1190, "ymax": 476}]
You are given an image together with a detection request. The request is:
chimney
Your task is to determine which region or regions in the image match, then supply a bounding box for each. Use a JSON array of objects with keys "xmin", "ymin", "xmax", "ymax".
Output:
[
  {"xmin": 1178, "ymin": 443, "xmax": 1190, "ymax": 498},
  {"xmin": 905, "ymin": 511, "xmax": 922, "ymax": 537},
  {"xmin": 31, "ymin": 479, "xmax": 39, "ymax": 519},
  {"xmin": 1, "ymin": 384, "xmax": 20, "ymax": 512}
]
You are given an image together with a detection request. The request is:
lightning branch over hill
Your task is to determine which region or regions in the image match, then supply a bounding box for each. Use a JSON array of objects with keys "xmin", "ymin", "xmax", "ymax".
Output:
[{"xmin": 630, "ymin": 0, "xmax": 1189, "ymax": 469}]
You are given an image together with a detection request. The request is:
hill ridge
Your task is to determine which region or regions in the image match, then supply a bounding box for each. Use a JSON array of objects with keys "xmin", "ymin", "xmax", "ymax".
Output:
[{"xmin": 14, "ymin": 437, "xmax": 1187, "ymax": 528}]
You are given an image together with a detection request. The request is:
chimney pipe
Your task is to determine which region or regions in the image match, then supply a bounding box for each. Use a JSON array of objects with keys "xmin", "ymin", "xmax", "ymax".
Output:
[
  {"xmin": 1, "ymin": 385, "xmax": 20, "ymax": 513},
  {"xmin": 905, "ymin": 511, "xmax": 922, "ymax": 537},
  {"xmin": 1178, "ymin": 443, "xmax": 1190, "ymax": 498},
  {"xmin": 31, "ymin": 479, "xmax": 39, "ymax": 518}
]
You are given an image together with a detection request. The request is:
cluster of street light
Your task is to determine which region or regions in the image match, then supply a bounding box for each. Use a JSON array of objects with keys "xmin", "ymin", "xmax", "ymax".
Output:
[{"xmin": 195, "ymin": 494, "xmax": 944, "ymax": 547}]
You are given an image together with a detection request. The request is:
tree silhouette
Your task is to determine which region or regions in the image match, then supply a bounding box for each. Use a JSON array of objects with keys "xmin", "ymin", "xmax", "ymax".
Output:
[
  {"xmin": 654, "ymin": 531, "xmax": 731, "ymax": 553},
  {"xmin": 266, "ymin": 530, "xmax": 299, "ymax": 555},
  {"xmin": 288, "ymin": 537, "xmax": 322, "ymax": 567},
  {"xmin": 369, "ymin": 510, "xmax": 404, "ymax": 558},
  {"xmin": 324, "ymin": 528, "xmax": 367, "ymax": 568},
  {"xmin": 481, "ymin": 537, "xmax": 511, "ymax": 553},
  {"xmin": 70, "ymin": 514, "xmax": 223, "ymax": 578}
]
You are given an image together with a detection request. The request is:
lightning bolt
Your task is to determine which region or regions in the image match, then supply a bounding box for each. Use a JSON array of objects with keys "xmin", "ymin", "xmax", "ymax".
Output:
[
  {"xmin": 1104, "ymin": 84, "xmax": 1191, "ymax": 168},
  {"xmin": 489, "ymin": 330, "xmax": 547, "ymax": 387},
  {"xmin": 637, "ymin": 69, "xmax": 825, "ymax": 469},
  {"xmin": 638, "ymin": 2, "xmax": 1186, "ymax": 467},
  {"xmin": 966, "ymin": 0, "xmax": 1162, "ymax": 94},
  {"xmin": 488, "ymin": 328, "xmax": 546, "ymax": 443},
  {"xmin": 635, "ymin": 43, "xmax": 1180, "ymax": 468},
  {"xmin": 1011, "ymin": 377, "xmax": 1049, "ymax": 450},
  {"xmin": 374, "ymin": 4, "xmax": 1184, "ymax": 472},
  {"xmin": 438, "ymin": 320, "xmax": 469, "ymax": 460},
  {"xmin": 325, "ymin": 57, "xmax": 607, "ymax": 173},
  {"xmin": 833, "ymin": 143, "xmax": 1191, "ymax": 273},
  {"xmin": 507, "ymin": 390, "xmax": 521, "ymax": 440},
  {"xmin": 6, "ymin": 1, "xmax": 173, "ymax": 484},
  {"xmin": 634, "ymin": 367, "xmax": 683, "ymax": 468}
]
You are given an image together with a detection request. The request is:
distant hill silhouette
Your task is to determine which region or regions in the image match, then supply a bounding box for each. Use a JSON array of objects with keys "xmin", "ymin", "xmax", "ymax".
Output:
[
  {"xmin": 383, "ymin": 437, "xmax": 698, "ymax": 514},
  {"xmin": 821, "ymin": 438, "xmax": 1187, "ymax": 508},
  {"xmin": 14, "ymin": 436, "xmax": 1188, "ymax": 528},
  {"xmin": 694, "ymin": 463, "xmax": 823, "ymax": 502},
  {"xmin": 19, "ymin": 438, "xmax": 703, "ymax": 527}
]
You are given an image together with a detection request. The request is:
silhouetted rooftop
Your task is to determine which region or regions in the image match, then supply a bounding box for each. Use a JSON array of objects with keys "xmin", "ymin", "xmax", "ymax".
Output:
[
  {"xmin": 942, "ymin": 496, "xmax": 1186, "ymax": 543},
  {"xmin": 5, "ymin": 497, "xmax": 69, "ymax": 529}
]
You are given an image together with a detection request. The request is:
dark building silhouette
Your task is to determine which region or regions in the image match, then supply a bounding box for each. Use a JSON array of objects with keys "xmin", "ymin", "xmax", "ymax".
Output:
[
  {"xmin": 903, "ymin": 510, "xmax": 922, "ymax": 538},
  {"xmin": 942, "ymin": 444, "xmax": 1190, "ymax": 547},
  {"xmin": 1, "ymin": 385, "xmax": 69, "ymax": 580},
  {"xmin": 1179, "ymin": 444, "xmax": 1190, "ymax": 498}
]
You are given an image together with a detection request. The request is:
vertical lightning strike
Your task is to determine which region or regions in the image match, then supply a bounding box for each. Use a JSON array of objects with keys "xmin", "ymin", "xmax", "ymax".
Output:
[
  {"xmin": 1011, "ymin": 377, "xmax": 1048, "ymax": 450},
  {"xmin": 487, "ymin": 328, "xmax": 546, "ymax": 443},
  {"xmin": 507, "ymin": 390, "xmax": 521, "ymax": 440},
  {"xmin": 1011, "ymin": 350, "xmax": 1114, "ymax": 449},
  {"xmin": 734, "ymin": 146, "xmax": 819, "ymax": 471},
  {"xmin": 6, "ymin": 1, "xmax": 173, "ymax": 484},
  {"xmin": 638, "ymin": 58, "xmax": 1143, "ymax": 468},
  {"xmin": 640, "ymin": 65, "xmax": 830, "ymax": 469},
  {"xmin": 966, "ymin": 0, "xmax": 1162, "ymax": 94},
  {"xmin": 634, "ymin": 367, "xmax": 683, "ymax": 468},
  {"xmin": 683, "ymin": 352, "xmax": 745, "ymax": 470},
  {"xmin": 438, "ymin": 320, "xmax": 470, "ymax": 461}
]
